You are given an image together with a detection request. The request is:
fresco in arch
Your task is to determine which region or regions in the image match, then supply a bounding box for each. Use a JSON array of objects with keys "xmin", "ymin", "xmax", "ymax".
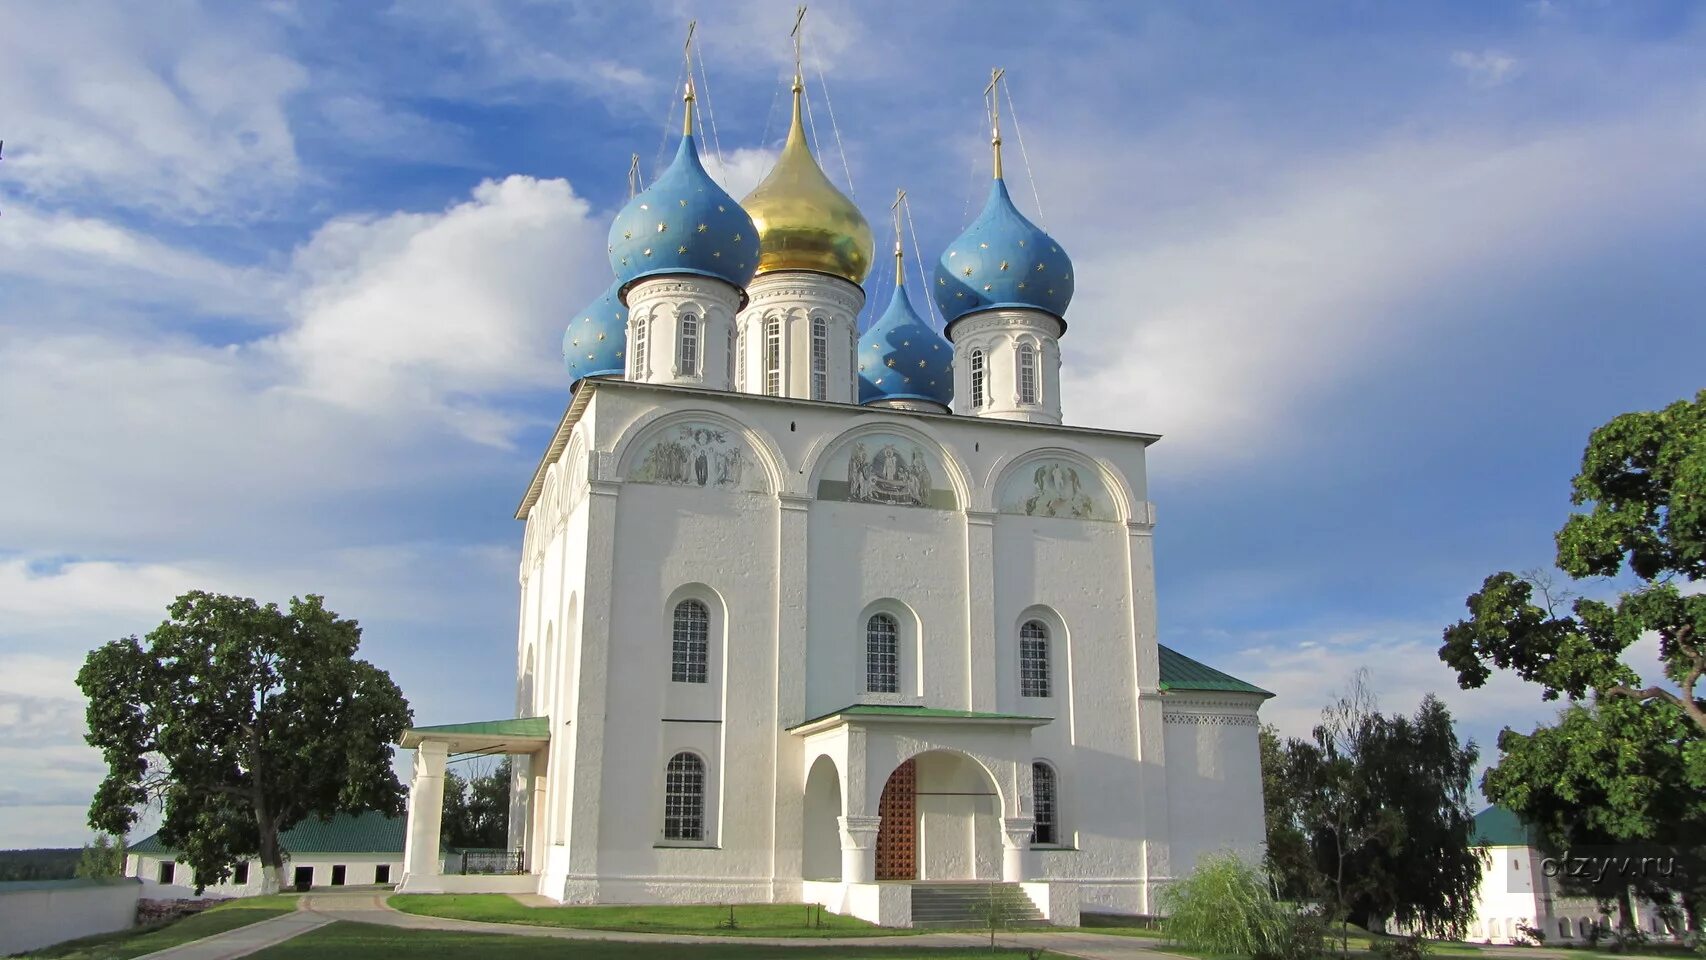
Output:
[
  {"xmin": 996, "ymin": 458, "xmax": 1113, "ymax": 521},
  {"xmin": 628, "ymin": 422, "xmax": 768, "ymax": 493},
  {"xmin": 816, "ymin": 433, "xmax": 955, "ymax": 510}
]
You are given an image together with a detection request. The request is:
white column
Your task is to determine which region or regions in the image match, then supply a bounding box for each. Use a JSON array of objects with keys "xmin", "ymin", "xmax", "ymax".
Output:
[
  {"xmin": 839, "ymin": 815, "xmax": 882, "ymax": 883},
  {"xmin": 965, "ymin": 511, "xmax": 998, "ymax": 711},
  {"xmin": 769, "ymin": 496, "xmax": 811, "ymax": 896},
  {"xmin": 1126, "ymin": 506, "xmax": 1171, "ymax": 912},
  {"xmin": 1001, "ymin": 816, "xmax": 1036, "ymax": 882},
  {"xmin": 401, "ymin": 740, "xmax": 448, "ymax": 890}
]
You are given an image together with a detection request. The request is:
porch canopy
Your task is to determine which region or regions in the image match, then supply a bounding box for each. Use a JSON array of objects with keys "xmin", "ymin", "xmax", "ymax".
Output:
[
  {"xmin": 789, "ymin": 705, "xmax": 1051, "ymax": 884},
  {"xmin": 398, "ymin": 716, "xmax": 551, "ymax": 892}
]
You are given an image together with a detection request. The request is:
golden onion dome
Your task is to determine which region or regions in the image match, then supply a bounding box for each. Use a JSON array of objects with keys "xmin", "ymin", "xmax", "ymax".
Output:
[{"xmin": 741, "ymin": 78, "xmax": 874, "ymax": 285}]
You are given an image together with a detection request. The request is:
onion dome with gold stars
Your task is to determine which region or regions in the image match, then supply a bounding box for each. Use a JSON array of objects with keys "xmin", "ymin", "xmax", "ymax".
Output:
[
  {"xmin": 934, "ymin": 177, "xmax": 1073, "ymax": 331},
  {"xmin": 608, "ymin": 86, "xmax": 758, "ymax": 300},
  {"xmin": 741, "ymin": 76, "xmax": 874, "ymax": 286},
  {"xmin": 562, "ymin": 280, "xmax": 628, "ymax": 386},
  {"xmin": 858, "ymin": 261, "xmax": 953, "ymax": 409}
]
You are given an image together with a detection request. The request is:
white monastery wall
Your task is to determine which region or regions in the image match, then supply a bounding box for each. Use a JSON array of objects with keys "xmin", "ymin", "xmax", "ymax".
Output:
[{"xmin": 0, "ymin": 880, "xmax": 140, "ymax": 955}]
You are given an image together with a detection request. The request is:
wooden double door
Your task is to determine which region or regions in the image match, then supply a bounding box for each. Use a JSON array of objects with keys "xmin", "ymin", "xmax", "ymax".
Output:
[{"xmin": 874, "ymin": 759, "xmax": 917, "ymax": 880}]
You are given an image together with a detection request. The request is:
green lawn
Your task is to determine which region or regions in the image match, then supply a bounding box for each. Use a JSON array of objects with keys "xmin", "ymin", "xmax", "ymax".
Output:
[
  {"xmin": 19, "ymin": 895, "xmax": 299, "ymax": 960},
  {"xmin": 388, "ymin": 894, "xmax": 923, "ymax": 938},
  {"xmin": 251, "ymin": 921, "xmax": 1059, "ymax": 958}
]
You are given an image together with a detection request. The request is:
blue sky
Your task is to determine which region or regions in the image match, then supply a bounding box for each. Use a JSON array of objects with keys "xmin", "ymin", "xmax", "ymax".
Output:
[{"xmin": 2, "ymin": 0, "xmax": 1703, "ymax": 847}]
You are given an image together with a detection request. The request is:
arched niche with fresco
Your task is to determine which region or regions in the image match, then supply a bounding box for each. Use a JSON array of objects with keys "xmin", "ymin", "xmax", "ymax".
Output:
[
  {"xmin": 814, "ymin": 431, "xmax": 957, "ymax": 511},
  {"xmin": 995, "ymin": 455, "xmax": 1118, "ymax": 522},
  {"xmin": 622, "ymin": 418, "xmax": 772, "ymax": 495}
]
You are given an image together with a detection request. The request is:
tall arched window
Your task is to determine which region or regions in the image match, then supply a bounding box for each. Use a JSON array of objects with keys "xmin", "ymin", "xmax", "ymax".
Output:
[
  {"xmin": 969, "ymin": 349, "xmax": 986, "ymax": 408},
  {"xmin": 866, "ymin": 613, "xmax": 899, "ymax": 693},
  {"xmin": 678, "ymin": 313, "xmax": 699, "ymax": 376},
  {"xmin": 663, "ymin": 752, "xmax": 705, "ymax": 840},
  {"xmin": 1019, "ymin": 620, "xmax": 1050, "ymax": 698},
  {"xmin": 810, "ymin": 317, "xmax": 828, "ymax": 400},
  {"xmin": 736, "ymin": 323, "xmax": 747, "ymax": 388},
  {"xmin": 630, "ymin": 317, "xmax": 648, "ymax": 378},
  {"xmin": 1032, "ymin": 761, "xmax": 1058, "ymax": 845},
  {"xmin": 726, "ymin": 325, "xmax": 736, "ymax": 386},
  {"xmin": 764, "ymin": 317, "xmax": 782, "ymax": 395},
  {"xmin": 1017, "ymin": 342, "xmax": 1038, "ymax": 404},
  {"xmin": 671, "ymin": 600, "xmax": 709, "ymax": 683}
]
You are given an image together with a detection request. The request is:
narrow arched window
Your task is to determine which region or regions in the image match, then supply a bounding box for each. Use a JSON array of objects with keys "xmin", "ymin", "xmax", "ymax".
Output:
[
  {"xmin": 764, "ymin": 317, "xmax": 782, "ymax": 396},
  {"xmin": 1019, "ymin": 620, "xmax": 1050, "ymax": 698},
  {"xmin": 810, "ymin": 317, "xmax": 828, "ymax": 400},
  {"xmin": 1032, "ymin": 761, "xmax": 1058, "ymax": 845},
  {"xmin": 671, "ymin": 599, "xmax": 709, "ymax": 683},
  {"xmin": 866, "ymin": 613, "xmax": 899, "ymax": 693},
  {"xmin": 1017, "ymin": 343, "xmax": 1038, "ymax": 404},
  {"xmin": 736, "ymin": 323, "xmax": 747, "ymax": 388},
  {"xmin": 969, "ymin": 349, "xmax": 986, "ymax": 408},
  {"xmin": 630, "ymin": 317, "xmax": 648, "ymax": 378},
  {"xmin": 726, "ymin": 325, "xmax": 736, "ymax": 387},
  {"xmin": 678, "ymin": 313, "xmax": 699, "ymax": 376},
  {"xmin": 663, "ymin": 752, "xmax": 705, "ymax": 840}
]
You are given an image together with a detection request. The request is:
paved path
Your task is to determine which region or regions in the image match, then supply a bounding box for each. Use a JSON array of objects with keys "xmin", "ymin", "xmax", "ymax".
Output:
[
  {"xmin": 130, "ymin": 889, "xmax": 1181, "ymax": 959},
  {"xmin": 130, "ymin": 906, "xmax": 332, "ymax": 960}
]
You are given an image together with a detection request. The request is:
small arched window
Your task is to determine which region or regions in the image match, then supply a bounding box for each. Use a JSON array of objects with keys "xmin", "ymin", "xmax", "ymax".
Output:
[
  {"xmin": 671, "ymin": 600, "xmax": 709, "ymax": 684},
  {"xmin": 1019, "ymin": 620, "xmax": 1050, "ymax": 698},
  {"xmin": 764, "ymin": 317, "xmax": 782, "ymax": 396},
  {"xmin": 631, "ymin": 317, "xmax": 648, "ymax": 378},
  {"xmin": 1017, "ymin": 342, "xmax": 1038, "ymax": 404},
  {"xmin": 810, "ymin": 317, "xmax": 828, "ymax": 399},
  {"xmin": 969, "ymin": 349, "xmax": 986, "ymax": 408},
  {"xmin": 1032, "ymin": 761, "xmax": 1058, "ymax": 845},
  {"xmin": 866, "ymin": 613, "xmax": 899, "ymax": 693},
  {"xmin": 726, "ymin": 325, "xmax": 736, "ymax": 386},
  {"xmin": 678, "ymin": 313, "xmax": 699, "ymax": 376},
  {"xmin": 663, "ymin": 752, "xmax": 705, "ymax": 840}
]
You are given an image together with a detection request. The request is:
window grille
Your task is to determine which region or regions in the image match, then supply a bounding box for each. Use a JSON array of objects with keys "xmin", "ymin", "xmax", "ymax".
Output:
[
  {"xmin": 1019, "ymin": 620, "xmax": 1050, "ymax": 697},
  {"xmin": 764, "ymin": 318, "xmax": 782, "ymax": 396},
  {"xmin": 679, "ymin": 313, "xmax": 698, "ymax": 376},
  {"xmin": 663, "ymin": 752, "xmax": 705, "ymax": 841},
  {"xmin": 866, "ymin": 613, "xmax": 899, "ymax": 693},
  {"xmin": 1017, "ymin": 343, "xmax": 1038, "ymax": 404},
  {"xmin": 726, "ymin": 325, "xmax": 736, "ymax": 387},
  {"xmin": 970, "ymin": 350, "xmax": 986, "ymax": 408},
  {"xmin": 631, "ymin": 318, "xmax": 648, "ymax": 378},
  {"xmin": 1032, "ymin": 761, "xmax": 1058, "ymax": 845},
  {"xmin": 811, "ymin": 317, "xmax": 828, "ymax": 399},
  {"xmin": 671, "ymin": 599, "xmax": 709, "ymax": 683}
]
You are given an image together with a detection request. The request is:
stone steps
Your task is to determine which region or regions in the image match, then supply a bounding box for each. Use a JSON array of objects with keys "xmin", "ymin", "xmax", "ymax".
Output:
[{"xmin": 909, "ymin": 882, "xmax": 1047, "ymax": 928}]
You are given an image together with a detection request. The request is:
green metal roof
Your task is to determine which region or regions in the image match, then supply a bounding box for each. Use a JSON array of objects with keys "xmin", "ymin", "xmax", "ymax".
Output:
[
  {"xmin": 1158, "ymin": 645, "xmax": 1273, "ymax": 697},
  {"xmin": 1472, "ymin": 805, "xmax": 1538, "ymax": 847},
  {"xmin": 407, "ymin": 716, "xmax": 550, "ymax": 738},
  {"xmin": 131, "ymin": 810, "xmax": 405, "ymax": 856},
  {"xmin": 791, "ymin": 704, "xmax": 1051, "ymax": 730}
]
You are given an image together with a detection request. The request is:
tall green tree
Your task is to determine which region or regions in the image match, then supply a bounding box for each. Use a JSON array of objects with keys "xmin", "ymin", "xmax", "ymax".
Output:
[
  {"xmin": 77, "ymin": 591, "xmax": 412, "ymax": 894},
  {"xmin": 74, "ymin": 834, "xmax": 126, "ymax": 879},
  {"xmin": 1266, "ymin": 673, "xmax": 1481, "ymax": 944},
  {"xmin": 1260, "ymin": 724, "xmax": 1317, "ymax": 902},
  {"xmin": 441, "ymin": 757, "xmax": 511, "ymax": 849},
  {"xmin": 1440, "ymin": 390, "xmax": 1706, "ymax": 739},
  {"xmin": 1483, "ymin": 699, "xmax": 1704, "ymax": 933}
]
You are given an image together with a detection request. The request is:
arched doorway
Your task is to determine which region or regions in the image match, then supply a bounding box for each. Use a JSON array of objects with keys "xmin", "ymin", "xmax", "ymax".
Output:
[
  {"xmin": 875, "ymin": 751, "xmax": 1003, "ymax": 881},
  {"xmin": 803, "ymin": 755, "xmax": 842, "ymax": 880}
]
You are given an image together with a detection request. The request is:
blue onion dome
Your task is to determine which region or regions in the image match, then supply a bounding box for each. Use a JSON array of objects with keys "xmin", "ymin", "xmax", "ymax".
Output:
[
  {"xmin": 563, "ymin": 279, "xmax": 628, "ymax": 386},
  {"xmin": 858, "ymin": 275, "xmax": 954, "ymax": 409},
  {"xmin": 934, "ymin": 177, "xmax": 1074, "ymax": 331},
  {"xmin": 607, "ymin": 97, "xmax": 759, "ymax": 299}
]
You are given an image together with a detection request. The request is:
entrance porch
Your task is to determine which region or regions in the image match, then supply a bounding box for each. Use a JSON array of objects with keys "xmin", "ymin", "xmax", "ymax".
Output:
[
  {"xmin": 789, "ymin": 704, "xmax": 1079, "ymax": 927},
  {"xmin": 397, "ymin": 717, "xmax": 550, "ymax": 895}
]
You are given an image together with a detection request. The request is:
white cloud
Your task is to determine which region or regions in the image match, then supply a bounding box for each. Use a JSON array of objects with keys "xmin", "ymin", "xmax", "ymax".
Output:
[
  {"xmin": 1056, "ymin": 93, "xmax": 1706, "ymax": 470},
  {"xmin": 276, "ymin": 175, "xmax": 608, "ymax": 444},
  {"xmin": 703, "ymin": 147, "xmax": 780, "ymax": 202},
  {"xmin": 0, "ymin": 3, "xmax": 305, "ymax": 219},
  {"xmin": 1452, "ymin": 49, "xmax": 1524, "ymax": 87}
]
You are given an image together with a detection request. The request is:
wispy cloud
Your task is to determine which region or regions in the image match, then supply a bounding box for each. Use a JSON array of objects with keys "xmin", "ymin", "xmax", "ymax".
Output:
[{"xmin": 1452, "ymin": 49, "xmax": 1524, "ymax": 87}]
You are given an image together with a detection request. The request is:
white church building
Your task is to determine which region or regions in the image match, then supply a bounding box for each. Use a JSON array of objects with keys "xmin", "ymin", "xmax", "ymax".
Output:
[{"xmin": 397, "ymin": 65, "xmax": 1271, "ymax": 928}]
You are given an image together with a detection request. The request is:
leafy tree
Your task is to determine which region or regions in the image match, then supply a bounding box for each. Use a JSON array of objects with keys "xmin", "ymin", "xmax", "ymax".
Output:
[
  {"xmin": 74, "ymin": 834, "xmax": 126, "ymax": 879},
  {"xmin": 1260, "ymin": 724, "xmax": 1317, "ymax": 901},
  {"xmin": 441, "ymin": 757, "xmax": 511, "ymax": 849},
  {"xmin": 77, "ymin": 591, "xmax": 412, "ymax": 894},
  {"xmin": 1483, "ymin": 699, "xmax": 1705, "ymax": 933},
  {"xmin": 1440, "ymin": 390, "xmax": 1706, "ymax": 738},
  {"xmin": 1268, "ymin": 673, "xmax": 1481, "ymax": 945}
]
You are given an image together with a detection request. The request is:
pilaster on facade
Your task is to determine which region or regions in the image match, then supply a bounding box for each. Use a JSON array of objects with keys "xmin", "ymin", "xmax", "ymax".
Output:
[{"xmin": 964, "ymin": 510, "xmax": 998, "ymax": 712}]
